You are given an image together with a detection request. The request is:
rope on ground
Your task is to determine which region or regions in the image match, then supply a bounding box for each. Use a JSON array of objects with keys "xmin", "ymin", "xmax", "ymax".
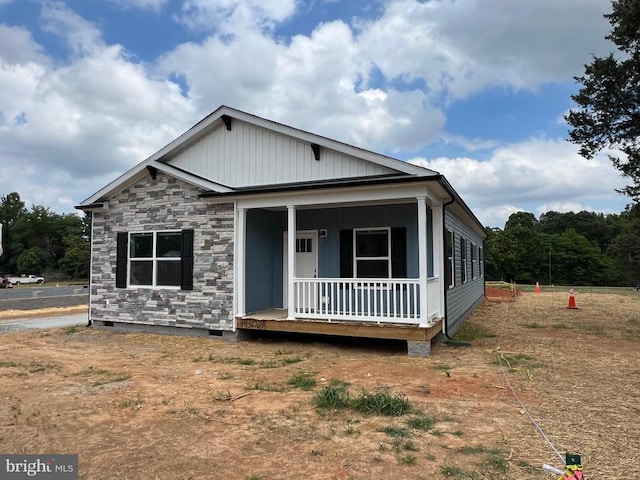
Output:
[{"xmin": 494, "ymin": 290, "xmax": 565, "ymax": 466}]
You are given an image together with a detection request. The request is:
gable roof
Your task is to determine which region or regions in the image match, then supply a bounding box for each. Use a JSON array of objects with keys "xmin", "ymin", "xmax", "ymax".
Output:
[{"xmin": 77, "ymin": 106, "xmax": 438, "ymax": 207}]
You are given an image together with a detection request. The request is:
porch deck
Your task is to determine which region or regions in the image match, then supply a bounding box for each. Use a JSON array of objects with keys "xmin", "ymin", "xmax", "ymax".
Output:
[{"xmin": 237, "ymin": 308, "xmax": 443, "ymax": 342}]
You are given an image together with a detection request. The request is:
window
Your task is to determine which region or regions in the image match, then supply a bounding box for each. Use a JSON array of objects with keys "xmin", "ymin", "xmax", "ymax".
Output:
[
  {"xmin": 296, "ymin": 238, "xmax": 312, "ymax": 253},
  {"xmin": 479, "ymin": 247, "xmax": 484, "ymax": 277},
  {"xmin": 446, "ymin": 229, "xmax": 454, "ymax": 288},
  {"xmin": 354, "ymin": 228, "xmax": 390, "ymax": 278},
  {"xmin": 340, "ymin": 227, "xmax": 406, "ymax": 279},
  {"xmin": 129, "ymin": 231, "xmax": 181, "ymax": 287},
  {"xmin": 460, "ymin": 237, "xmax": 468, "ymax": 284},
  {"xmin": 116, "ymin": 230, "xmax": 193, "ymax": 290}
]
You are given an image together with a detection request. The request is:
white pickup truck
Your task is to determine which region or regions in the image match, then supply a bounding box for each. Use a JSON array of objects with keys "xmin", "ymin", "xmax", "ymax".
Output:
[{"xmin": 9, "ymin": 274, "xmax": 45, "ymax": 285}]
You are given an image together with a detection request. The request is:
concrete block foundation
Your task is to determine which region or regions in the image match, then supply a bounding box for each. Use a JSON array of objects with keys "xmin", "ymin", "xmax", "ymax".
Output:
[{"xmin": 407, "ymin": 340, "xmax": 431, "ymax": 357}]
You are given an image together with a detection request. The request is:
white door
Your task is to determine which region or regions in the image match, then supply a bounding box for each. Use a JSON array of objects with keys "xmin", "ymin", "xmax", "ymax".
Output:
[{"xmin": 283, "ymin": 231, "xmax": 318, "ymax": 311}]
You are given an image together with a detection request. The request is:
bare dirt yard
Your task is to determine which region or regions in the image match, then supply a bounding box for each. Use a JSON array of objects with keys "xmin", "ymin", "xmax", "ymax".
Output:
[{"xmin": 0, "ymin": 289, "xmax": 638, "ymax": 479}]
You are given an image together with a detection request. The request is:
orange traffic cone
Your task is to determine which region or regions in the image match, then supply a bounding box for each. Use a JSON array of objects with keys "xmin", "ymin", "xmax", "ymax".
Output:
[
  {"xmin": 567, "ymin": 288, "xmax": 577, "ymax": 309},
  {"xmin": 535, "ymin": 282, "xmax": 540, "ymax": 294}
]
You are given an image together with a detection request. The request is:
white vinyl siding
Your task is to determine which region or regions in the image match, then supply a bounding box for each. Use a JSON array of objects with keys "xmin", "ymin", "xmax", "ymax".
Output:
[{"xmin": 169, "ymin": 121, "xmax": 394, "ymax": 187}]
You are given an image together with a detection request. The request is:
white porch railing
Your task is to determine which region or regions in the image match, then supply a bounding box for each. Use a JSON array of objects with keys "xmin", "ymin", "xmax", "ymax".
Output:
[{"xmin": 293, "ymin": 278, "xmax": 423, "ymax": 324}]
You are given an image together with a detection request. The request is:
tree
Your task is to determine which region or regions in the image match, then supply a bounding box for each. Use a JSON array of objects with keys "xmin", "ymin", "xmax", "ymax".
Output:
[
  {"xmin": 0, "ymin": 192, "xmax": 27, "ymax": 272},
  {"xmin": 565, "ymin": 0, "xmax": 640, "ymax": 201}
]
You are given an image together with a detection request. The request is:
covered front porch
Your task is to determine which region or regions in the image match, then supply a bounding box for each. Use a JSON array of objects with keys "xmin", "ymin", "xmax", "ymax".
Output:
[{"xmin": 233, "ymin": 182, "xmax": 448, "ymax": 339}]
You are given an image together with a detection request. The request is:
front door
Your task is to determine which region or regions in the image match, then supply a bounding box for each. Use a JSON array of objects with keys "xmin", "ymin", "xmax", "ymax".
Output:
[{"xmin": 283, "ymin": 231, "xmax": 318, "ymax": 310}]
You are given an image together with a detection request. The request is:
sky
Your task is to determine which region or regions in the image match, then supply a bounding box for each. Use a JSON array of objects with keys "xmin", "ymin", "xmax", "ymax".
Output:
[{"xmin": 0, "ymin": 0, "xmax": 631, "ymax": 228}]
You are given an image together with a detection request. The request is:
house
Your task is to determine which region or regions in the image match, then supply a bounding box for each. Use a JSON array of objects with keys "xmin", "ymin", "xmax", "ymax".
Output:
[{"xmin": 76, "ymin": 106, "xmax": 486, "ymax": 356}]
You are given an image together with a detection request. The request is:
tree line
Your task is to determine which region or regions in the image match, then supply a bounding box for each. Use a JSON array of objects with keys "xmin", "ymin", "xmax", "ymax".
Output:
[
  {"xmin": 484, "ymin": 205, "xmax": 640, "ymax": 286},
  {"xmin": 1, "ymin": 190, "xmax": 638, "ymax": 286},
  {"xmin": 0, "ymin": 192, "xmax": 90, "ymax": 280}
]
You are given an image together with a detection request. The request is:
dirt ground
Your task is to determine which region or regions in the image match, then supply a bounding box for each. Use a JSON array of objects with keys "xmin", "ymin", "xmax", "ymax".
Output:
[{"xmin": 0, "ymin": 290, "xmax": 638, "ymax": 479}]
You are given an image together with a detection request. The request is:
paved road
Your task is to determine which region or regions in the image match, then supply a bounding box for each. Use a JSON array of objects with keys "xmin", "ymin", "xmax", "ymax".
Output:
[
  {"xmin": 0, "ymin": 285, "xmax": 88, "ymax": 300},
  {"xmin": 0, "ymin": 313, "xmax": 88, "ymax": 333}
]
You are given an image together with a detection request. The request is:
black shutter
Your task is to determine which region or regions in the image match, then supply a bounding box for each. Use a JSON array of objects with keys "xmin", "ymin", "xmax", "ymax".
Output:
[
  {"xmin": 445, "ymin": 231, "xmax": 452, "ymax": 288},
  {"xmin": 391, "ymin": 227, "xmax": 407, "ymax": 278},
  {"xmin": 339, "ymin": 229, "xmax": 353, "ymax": 278},
  {"xmin": 181, "ymin": 229, "xmax": 194, "ymax": 290},
  {"xmin": 116, "ymin": 232, "xmax": 128, "ymax": 288}
]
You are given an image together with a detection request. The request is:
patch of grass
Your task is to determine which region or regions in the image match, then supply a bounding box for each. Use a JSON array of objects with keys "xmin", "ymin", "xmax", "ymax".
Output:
[
  {"xmin": 287, "ymin": 372, "xmax": 317, "ymax": 390},
  {"xmin": 402, "ymin": 440, "xmax": 418, "ymax": 451},
  {"xmin": 431, "ymin": 364, "xmax": 452, "ymax": 371},
  {"xmin": 76, "ymin": 366, "xmax": 112, "ymax": 376},
  {"xmin": 350, "ymin": 390, "xmax": 411, "ymax": 416},
  {"xmin": 0, "ymin": 360, "xmax": 19, "ymax": 368},
  {"xmin": 217, "ymin": 372, "xmax": 234, "ymax": 380},
  {"xmin": 552, "ymin": 322, "xmax": 572, "ymax": 330},
  {"xmin": 458, "ymin": 445, "xmax": 491, "ymax": 455},
  {"xmin": 441, "ymin": 465, "xmax": 474, "ymax": 478},
  {"xmin": 246, "ymin": 474, "xmax": 264, "ymax": 480},
  {"xmin": 376, "ymin": 425, "xmax": 410, "ymax": 438},
  {"xmin": 245, "ymin": 380, "xmax": 286, "ymax": 392},
  {"xmin": 28, "ymin": 361, "xmax": 59, "ymax": 374},
  {"xmin": 486, "ymin": 450, "xmax": 508, "ymax": 473},
  {"xmin": 113, "ymin": 396, "xmax": 144, "ymax": 410},
  {"xmin": 494, "ymin": 353, "xmax": 543, "ymax": 371},
  {"xmin": 92, "ymin": 375, "xmax": 130, "ymax": 387},
  {"xmin": 580, "ymin": 322, "xmax": 606, "ymax": 335},
  {"xmin": 453, "ymin": 321, "xmax": 496, "ymax": 342},
  {"xmin": 63, "ymin": 325, "xmax": 82, "ymax": 335},
  {"xmin": 452, "ymin": 430, "xmax": 464, "ymax": 437},
  {"xmin": 236, "ymin": 358, "xmax": 257, "ymax": 365},
  {"xmin": 314, "ymin": 384, "xmax": 351, "ymax": 410},
  {"xmin": 279, "ymin": 356, "xmax": 303, "ymax": 366},
  {"xmin": 520, "ymin": 322, "xmax": 543, "ymax": 329},
  {"xmin": 399, "ymin": 454, "xmax": 417, "ymax": 466},
  {"xmin": 315, "ymin": 384, "xmax": 412, "ymax": 416},
  {"xmin": 274, "ymin": 349, "xmax": 293, "ymax": 355},
  {"xmin": 344, "ymin": 424, "xmax": 358, "ymax": 435},
  {"xmin": 458, "ymin": 445, "xmax": 507, "ymax": 474},
  {"xmin": 405, "ymin": 415, "xmax": 437, "ymax": 431},
  {"xmin": 183, "ymin": 403, "xmax": 200, "ymax": 415}
]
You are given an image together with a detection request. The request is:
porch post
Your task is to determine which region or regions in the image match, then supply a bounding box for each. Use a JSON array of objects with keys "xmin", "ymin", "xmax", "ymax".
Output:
[
  {"xmin": 417, "ymin": 196, "xmax": 429, "ymax": 326},
  {"xmin": 287, "ymin": 205, "xmax": 296, "ymax": 320},
  {"xmin": 431, "ymin": 201, "xmax": 444, "ymax": 318},
  {"xmin": 236, "ymin": 207, "xmax": 246, "ymax": 318}
]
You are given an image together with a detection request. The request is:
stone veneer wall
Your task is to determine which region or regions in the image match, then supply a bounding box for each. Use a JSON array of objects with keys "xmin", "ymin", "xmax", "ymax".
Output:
[{"xmin": 90, "ymin": 172, "xmax": 235, "ymax": 331}]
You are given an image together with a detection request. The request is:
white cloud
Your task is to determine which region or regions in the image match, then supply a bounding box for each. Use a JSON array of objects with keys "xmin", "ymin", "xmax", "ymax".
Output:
[
  {"xmin": 40, "ymin": 1, "xmax": 103, "ymax": 56},
  {"xmin": 109, "ymin": 0, "xmax": 168, "ymax": 11},
  {"xmin": 0, "ymin": 25, "xmax": 49, "ymax": 65},
  {"xmin": 176, "ymin": 0, "xmax": 296, "ymax": 33},
  {"xmin": 356, "ymin": 0, "xmax": 612, "ymax": 102},
  {"xmin": 410, "ymin": 138, "xmax": 628, "ymax": 227},
  {"xmin": 158, "ymin": 18, "xmax": 446, "ymax": 152},
  {"xmin": 0, "ymin": 4, "xmax": 195, "ymax": 213},
  {"xmin": 0, "ymin": 0, "xmax": 627, "ymax": 221}
]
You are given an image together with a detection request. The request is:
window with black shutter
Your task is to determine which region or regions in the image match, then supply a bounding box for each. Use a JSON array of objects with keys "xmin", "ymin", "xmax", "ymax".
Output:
[{"xmin": 115, "ymin": 229, "xmax": 194, "ymax": 289}]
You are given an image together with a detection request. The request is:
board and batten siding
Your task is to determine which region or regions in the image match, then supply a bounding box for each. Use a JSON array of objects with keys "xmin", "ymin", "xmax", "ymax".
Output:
[
  {"xmin": 169, "ymin": 120, "xmax": 395, "ymax": 187},
  {"xmin": 90, "ymin": 172, "xmax": 235, "ymax": 331},
  {"xmin": 445, "ymin": 209, "xmax": 485, "ymax": 335}
]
